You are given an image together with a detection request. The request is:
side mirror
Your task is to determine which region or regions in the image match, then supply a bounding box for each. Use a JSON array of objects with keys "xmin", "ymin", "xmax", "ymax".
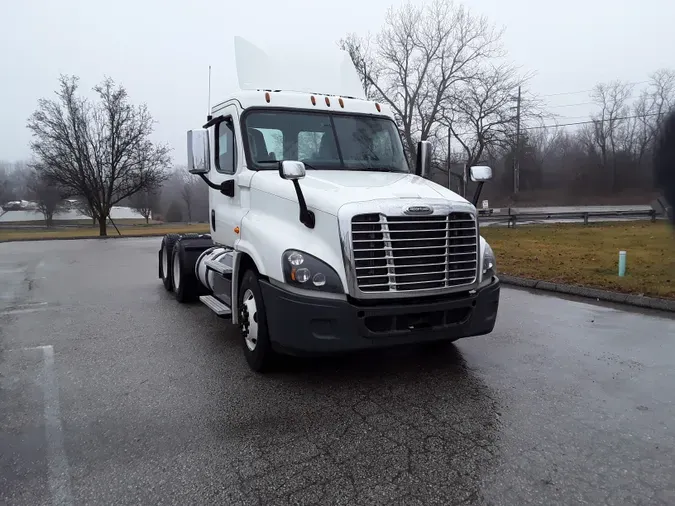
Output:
[
  {"xmin": 470, "ymin": 165, "xmax": 492, "ymax": 182},
  {"xmin": 279, "ymin": 161, "xmax": 306, "ymax": 180},
  {"xmin": 469, "ymin": 165, "xmax": 493, "ymax": 207},
  {"xmin": 415, "ymin": 140, "xmax": 432, "ymax": 178},
  {"xmin": 279, "ymin": 160, "xmax": 314, "ymax": 229},
  {"xmin": 187, "ymin": 129, "xmax": 210, "ymax": 174}
]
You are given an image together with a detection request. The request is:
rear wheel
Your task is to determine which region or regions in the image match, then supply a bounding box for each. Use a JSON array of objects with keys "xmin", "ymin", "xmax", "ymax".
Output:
[
  {"xmin": 239, "ymin": 269, "xmax": 275, "ymax": 372},
  {"xmin": 160, "ymin": 234, "xmax": 180, "ymax": 291},
  {"xmin": 172, "ymin": 240, "xmax": 201, "ymax": 303}
]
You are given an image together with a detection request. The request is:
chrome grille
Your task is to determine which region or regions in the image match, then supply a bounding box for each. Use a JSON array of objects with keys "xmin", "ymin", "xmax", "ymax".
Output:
[{"xmin": 351, "ymin": 212, "xmax": 478, "ymax": 293}]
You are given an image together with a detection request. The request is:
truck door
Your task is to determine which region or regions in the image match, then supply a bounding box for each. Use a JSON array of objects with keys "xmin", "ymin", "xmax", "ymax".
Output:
[{"xmin": 209, "ymin": 106, "xmax": 243, "ymax": 248}]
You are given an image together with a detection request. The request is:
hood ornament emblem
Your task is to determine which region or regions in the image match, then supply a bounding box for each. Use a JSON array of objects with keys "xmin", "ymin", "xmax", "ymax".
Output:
[{"xmin": 403, "ymin": 204, "xmax": 433, "ymax": 215}]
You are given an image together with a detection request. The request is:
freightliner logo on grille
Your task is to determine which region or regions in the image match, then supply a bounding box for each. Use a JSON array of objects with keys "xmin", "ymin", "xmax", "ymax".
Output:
[{"xmin": 403, "ymin": 204, "xmax": 433, "ymax": 215}]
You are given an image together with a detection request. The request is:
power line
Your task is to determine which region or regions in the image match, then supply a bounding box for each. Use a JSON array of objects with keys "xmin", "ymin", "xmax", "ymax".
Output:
[
  {"xmin": 543, "ymin": 85, "xmax": 653, "ymax": 112},
  {"xmin": 445, "ymin": 112, "xmax": 662, "ymax": 141},
  {"xmin": 538, "ymin": 80, "xmax": 650, "ymax": 98},
  {"xmin": 523, "ymin": 112, "xmax": 661, "ymax": 131},
  {"xmin": 540, "ymin": 88, "xmax": 595, "ymax": 98},
  {"xmin": 546, "ymin": 101, "xmax": 594, "ymax": 109},
  {"xmin": 548, "ymin": 114, "xmax": 599, "ymax": 121}
]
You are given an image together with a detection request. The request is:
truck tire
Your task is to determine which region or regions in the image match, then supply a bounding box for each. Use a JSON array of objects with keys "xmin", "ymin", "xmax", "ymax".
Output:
[
  {"xmin": 239, "ymin": 269, "xmax": 275, "ymax": 372},
  {"xmin": 160, "ymin": 234, "xmax": 180, "ymax": 291},
  {"xmin": 171, "ymin": 240, "xmax": 201, "ymax": 303}
]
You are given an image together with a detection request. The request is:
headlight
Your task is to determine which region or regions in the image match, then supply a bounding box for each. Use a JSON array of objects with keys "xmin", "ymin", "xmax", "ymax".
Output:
[
  {"xmin": 482, "ymin": 242, "xmax": 497, "ymax": 278},
  {"xmin": 282, "ymin": 250, "xmax": 344, "ymax": 294}
]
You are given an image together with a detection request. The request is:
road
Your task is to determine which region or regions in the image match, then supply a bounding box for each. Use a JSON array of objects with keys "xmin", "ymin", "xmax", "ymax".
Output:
[{"xmin": 1, "ymin": 238, "xmax": 674, "ymax": 505}]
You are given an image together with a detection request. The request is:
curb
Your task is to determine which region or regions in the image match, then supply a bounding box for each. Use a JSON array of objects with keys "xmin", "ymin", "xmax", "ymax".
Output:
[{"xmin": 500, "ymin": 274, "xmax": 675, "ymax": 313}]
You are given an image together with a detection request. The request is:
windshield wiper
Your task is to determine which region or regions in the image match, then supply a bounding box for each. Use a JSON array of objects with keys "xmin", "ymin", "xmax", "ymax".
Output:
[
  {"xmin": 344, "ymin": 166, "xmax": 402, "ymax": 172},
  {"xmin": 256, "ymin": 160, "xmax": 320, "ymax": 170},
  {"xmin": 256, "ymin": 160, "xmax": 402, "ymax": 172}
]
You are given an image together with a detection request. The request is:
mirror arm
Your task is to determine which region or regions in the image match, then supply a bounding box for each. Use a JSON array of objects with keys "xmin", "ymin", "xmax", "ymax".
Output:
[
  {"xmin": 198, "ymin": 174, "xmax": 221, "ymax": 190},
  {"xmin": 202, "ymin": 115, "xmax": 225, "ymax": 129},
  {"xmin": 471, "ymin": 181, "xmax": 485, "ymax": 207},
  {"xmin": 292, "ymin": 180, "xmax": 315, "ymax": 229}
]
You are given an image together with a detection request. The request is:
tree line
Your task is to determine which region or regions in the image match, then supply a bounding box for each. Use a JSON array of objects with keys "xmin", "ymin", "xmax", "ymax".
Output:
[
  {"xmin": 0, "ymin": 158, "xmax": 209, "ymax": 227},
  {"xmin": 3, "ymin": 0, "xmax": 673, "ymax": 228},
  {"xmin": 340, "ymin": 0, "xmax": 674, "ymax": 205}
]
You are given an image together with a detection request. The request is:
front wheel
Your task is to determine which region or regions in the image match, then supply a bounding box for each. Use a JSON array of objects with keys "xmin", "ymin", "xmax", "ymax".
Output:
[{"xmin": 239, "ymin": 270, "xmax": 276, "ymax": 372}]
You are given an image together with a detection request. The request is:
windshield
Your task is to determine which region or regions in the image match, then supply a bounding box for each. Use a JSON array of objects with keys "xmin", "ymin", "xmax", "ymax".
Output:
[{"xmin": 243, "ymin": 110, "xmax": 410, "ymax": 172}]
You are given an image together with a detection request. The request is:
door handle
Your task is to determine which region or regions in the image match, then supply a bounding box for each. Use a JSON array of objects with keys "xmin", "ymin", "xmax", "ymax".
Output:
[{"xmin": 211, "ymin": 210, "xmax": 216, "ymax": 231}]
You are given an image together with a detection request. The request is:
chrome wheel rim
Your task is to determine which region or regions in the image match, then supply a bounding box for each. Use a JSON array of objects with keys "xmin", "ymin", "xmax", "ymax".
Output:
[
  {"xmin": 172, "ymin": 249, "xmax": 181, "ymax": 290},
  {"xmin": 241, "ymin": 289, "xmax": 258, "ymax": 351}
]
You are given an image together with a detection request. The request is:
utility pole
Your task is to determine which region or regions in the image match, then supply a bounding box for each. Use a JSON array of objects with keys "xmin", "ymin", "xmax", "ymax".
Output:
[
  {"xmin": 447, "ymin": 126, "xmax": 452, "ymax": 192},
  {"xmin": 514, "ymin": 85, "xmax": 521, "ymax": 194}
]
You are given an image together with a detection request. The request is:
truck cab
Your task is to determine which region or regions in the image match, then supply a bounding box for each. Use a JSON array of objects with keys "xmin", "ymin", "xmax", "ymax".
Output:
[{"xmin": 158, "ymin": 37, "xmax": 500, "ymax": 372}]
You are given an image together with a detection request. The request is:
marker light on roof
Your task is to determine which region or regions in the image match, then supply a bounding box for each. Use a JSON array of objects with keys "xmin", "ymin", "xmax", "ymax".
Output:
[
  {"xmin": 311, "ymin": 95, "xmax": 316, "ymax": 106},
  {"xmin": 375, "ymin": 103, "xmax": 381, "ymax": 112},
  {"xmin": 338, "ymin": 98, "xmax": 344, "ymax": 108},
  {"xmin": 265, "ymin": 92, "xmax": 271, "ymax": 103},
  {"xmin": 325, "ymin": 97, "xmax": 331, "ymax": 107}
]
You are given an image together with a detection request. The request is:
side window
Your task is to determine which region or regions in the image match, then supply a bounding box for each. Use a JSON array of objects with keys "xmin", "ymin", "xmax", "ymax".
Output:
[{"xmin": 216, "ymin": 120, "xmax": 236, "ymax": 174}]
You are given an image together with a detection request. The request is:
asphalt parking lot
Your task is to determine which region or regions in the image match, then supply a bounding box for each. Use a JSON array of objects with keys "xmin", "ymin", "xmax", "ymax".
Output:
[{"xmin": 1, "ymin": 238, "xmax": 675, "ymax": 505}]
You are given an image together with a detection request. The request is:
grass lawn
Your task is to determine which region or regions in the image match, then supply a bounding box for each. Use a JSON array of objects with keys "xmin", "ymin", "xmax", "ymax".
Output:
[
  {"xmin": 482, "ymin": 221, "xmax": 675, "ymax": 300},
  {"xmin": 0, "ymin": 223, "xmax": 210, "ymax": 242}
]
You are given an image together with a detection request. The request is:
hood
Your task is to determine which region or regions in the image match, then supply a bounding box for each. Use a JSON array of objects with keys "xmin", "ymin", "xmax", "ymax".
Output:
[{"xmin": 250, "ymin": 170, "xmax": 470, "ymax": 216}]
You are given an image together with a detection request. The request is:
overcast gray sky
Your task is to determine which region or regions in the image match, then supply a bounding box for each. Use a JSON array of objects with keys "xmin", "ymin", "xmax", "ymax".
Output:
[{"xmin": 2, "ymin": 0, "xmax": 673, "ymax": 165}]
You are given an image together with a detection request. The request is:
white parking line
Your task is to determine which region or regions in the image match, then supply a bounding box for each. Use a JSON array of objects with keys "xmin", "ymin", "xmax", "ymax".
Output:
[
  {"xmin": 0, "ymin": 268, "xmax": 27, "ymax": 274},
  {"xmin": 1, "ymin": 302, "xmax": 51, "ymax": 316},
  {"xmin": 36, "ymin": 345, "xmax": 74, "ymax": 506}
]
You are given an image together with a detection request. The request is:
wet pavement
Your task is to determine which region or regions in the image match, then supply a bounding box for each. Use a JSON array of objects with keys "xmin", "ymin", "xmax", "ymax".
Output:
[{"xmin": 1, "ymin": 238, "xmax": 674, "ymax": 505}]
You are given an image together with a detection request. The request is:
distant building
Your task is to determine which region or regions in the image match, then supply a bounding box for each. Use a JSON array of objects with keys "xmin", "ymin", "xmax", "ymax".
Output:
[{"xmin": 1, "ymin": 200, "xmax": 36, "ymax": 211}]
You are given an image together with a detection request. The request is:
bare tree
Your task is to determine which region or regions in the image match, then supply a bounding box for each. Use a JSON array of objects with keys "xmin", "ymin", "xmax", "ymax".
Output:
[
  {"xmin": 630, "ymin": 92, "xmax": 654, "ymax": 166},
  {"xmin": 340, "ymin": 0, "xmax": 504, "ymax": 161},
  {"xmin": 440, "ymin": 63, "xmax": 542, "ymax": 169},
  {"xmin": 130, "ymin": 189, "xmax": 159, "ymax": 224},
  {"xmin": 26, "ymin": 75, "xmax": 171, "ymax": 236},
  {"xmin": 74, "ymin": 199, "xmax": 99, "ymax": 226},
  {"xmin": 179, "ymin": 171, "xmax": 200, "ymax": 223},
  {"xmin": 338, "ymin": 33, "xmax": 380, "ymax": 99},
  {"xmin": 165, "ymin": 200, "xmax": 184, "ymax": 223},
  {"xmin": 647, "ymin": 69, "xmax": 675, "ymax": 127},
  {"xmin": 0, "ymin": 161, "xmax": 31, "ymax": 204},
  {"xmin": 627, "ymin": 69, "xmax": 675, "ymax": 171},
  {"xmin": 26, "ymin": 170, "xmax": 66, "ymax": 227},
  {"xmin": 0, "ymin": 164, "xmax": 10, "ymax": 204},
  {"xmin": 589, "ymin": 80, "xmax": 634, "ymax": 191}
]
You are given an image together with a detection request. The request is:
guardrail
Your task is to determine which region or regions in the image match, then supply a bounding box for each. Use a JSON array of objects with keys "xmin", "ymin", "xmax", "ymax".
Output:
[{"xmin": 477, "ymin": 208, "xmax": 661, "ymax": 227}]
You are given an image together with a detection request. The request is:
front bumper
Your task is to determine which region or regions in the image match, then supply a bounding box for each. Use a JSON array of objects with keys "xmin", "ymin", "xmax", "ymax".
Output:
[{"xmin": 260, "ymin": 277, "xmax": 500, "ymax": 356}]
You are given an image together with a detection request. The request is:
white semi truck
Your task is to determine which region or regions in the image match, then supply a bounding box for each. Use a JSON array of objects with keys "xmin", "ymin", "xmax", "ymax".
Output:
[{"xmin": 158, "ymin": 37, "xmax": 500, "ymax": 372}]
